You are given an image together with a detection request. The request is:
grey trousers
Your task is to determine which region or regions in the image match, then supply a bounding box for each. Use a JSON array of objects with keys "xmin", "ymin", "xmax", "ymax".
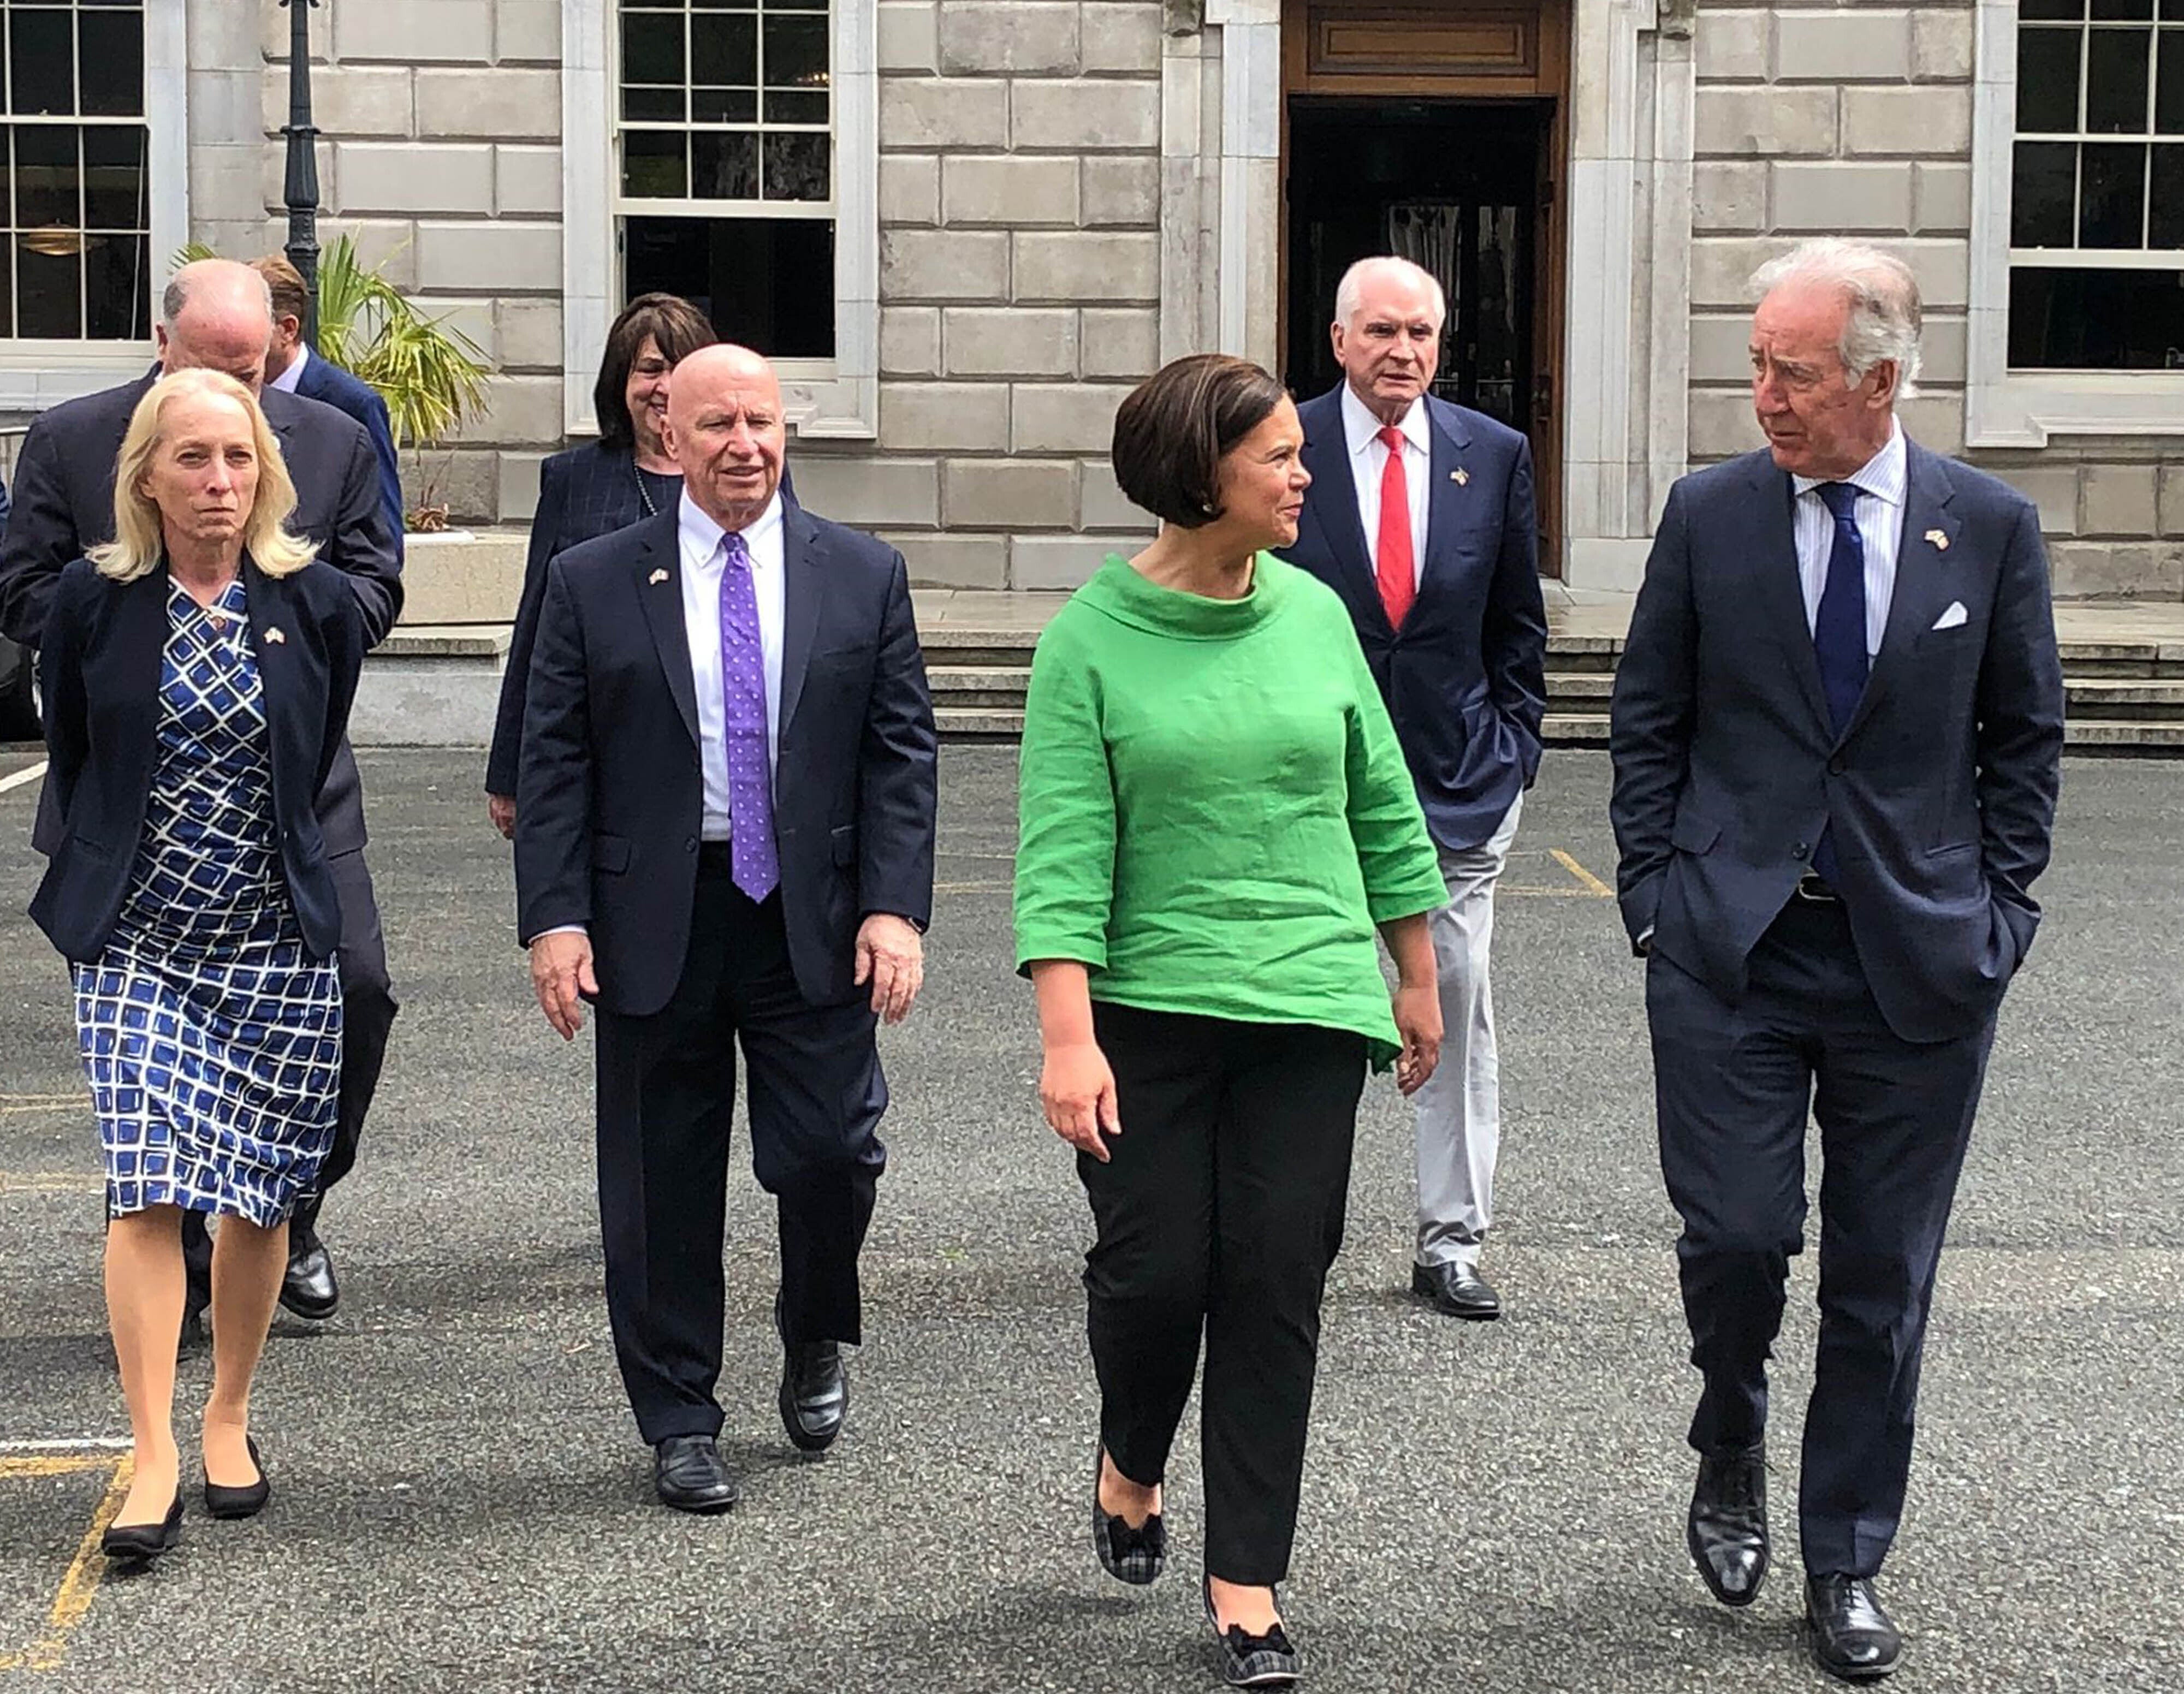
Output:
[{"xmin": 1413, "ymin": 794, "xmax": 1522, "ymax": 1269}]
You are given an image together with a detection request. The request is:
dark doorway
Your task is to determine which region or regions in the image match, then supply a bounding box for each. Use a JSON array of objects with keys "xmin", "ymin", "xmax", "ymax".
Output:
[{"xmin": 1284, "ymin": 97, "xmax": 1557, "ymax": 556}]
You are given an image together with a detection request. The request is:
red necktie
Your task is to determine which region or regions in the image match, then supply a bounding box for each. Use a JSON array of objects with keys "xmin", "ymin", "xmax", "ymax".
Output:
[{"xmin": 1375, "ymin": 424, "xmax": 1415, "ymax": 628}]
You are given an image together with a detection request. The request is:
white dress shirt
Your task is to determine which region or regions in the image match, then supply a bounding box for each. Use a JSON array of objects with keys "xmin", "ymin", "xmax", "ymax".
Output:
[
  {"xmin": 268, "ymin": 343, "xmax": 308, "ymax": 394},
  {"xmin": 1339, "ymin": 382, "xmax": 1431, "ymax": 589},
  {"xmin": 1790, "ymin": 420, "xmax": 1906, "ymax": 659},
  {"xmin": 678, "ymin": 488, "xmax": 786, "ymax": 841}
]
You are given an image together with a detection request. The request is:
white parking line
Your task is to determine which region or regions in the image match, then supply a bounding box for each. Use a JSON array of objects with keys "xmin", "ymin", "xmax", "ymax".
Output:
[{"xmin": 0, "ymin": 760, "xmax": 46, "ymax": 795}]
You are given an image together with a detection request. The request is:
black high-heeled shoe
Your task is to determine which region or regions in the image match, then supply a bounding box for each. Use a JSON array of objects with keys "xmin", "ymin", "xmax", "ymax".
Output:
[
  {"xmin": 203, "ymin": 1436, "xmax": 270, "ymax": 1520},
  {"xmin": 100, "ymin": 1491, "xmax": 183, "ymax": 1561}
]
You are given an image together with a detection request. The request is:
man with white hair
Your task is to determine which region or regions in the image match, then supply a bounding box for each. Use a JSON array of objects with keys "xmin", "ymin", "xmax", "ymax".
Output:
[
  {"xmin": 1610, "ymin": 239, "xmax": 2063, "ymax": 1680},
  {"xmin": 0, "ymin": 258, "xmax": 402, "ymax": 1339},
  {"xmin": 1280, "ymin": 254, "xmax": 1548, "ymax": 1322}
]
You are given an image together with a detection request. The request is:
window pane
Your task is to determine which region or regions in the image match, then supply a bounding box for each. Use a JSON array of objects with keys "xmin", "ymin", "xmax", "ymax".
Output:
[
  {"xmin": 624, "ymin": 213, "xmax": 836, "ymax": 358},
  {"xmin": 691, "ymin": 130, "xmax": 758, "ymax": 198},
  {"xmin": 81, "ymin": 125, "xmax": 145, "ymax": 228},
  {"xmin": 2159, "ymin": 29, "xmax": 2184, "ymax": 130},
  {"xmin": 2019, "ymin": 28, "xmax": 2084, "ymax": 130},
  {"xmin": 2013, "ymin": 140, "xmax": 2079, "ymax": 244},
  {"xmin": 763, "ymin": 90, "xmax": 828, "ymax": 124},
  {"xmin": 2079, "ymin": 141, "xmax": 2147, "ymax": 242},
  {"xmin": 2021, "ymin": 0, "xmax": 2085, "ymax": 15},
  {"xmin": 763, "ymin": 16, "xmax": 829, "ymax": 90},
  {"xmin": 84, "ymin": 229, "xmax": 146, "ymax": 338},
  {"xmin": 2009, "ymin": 265, "xmax": 2184, "ymax": 365},
  {"xmin": 622, "ymin": 130, "xmax": 688, "ymax": 197},
  {"xmin": 2091, "ymin": 0, "xmax": 2152, "ymax": 15},
  {"xmin": 13, "ymin": 126, "xmax": 79, "ymax": 229},
  {"xmin": 762, "ymin": 132, "xmax": 829, "ymax": 201},
  {"xmin": 623, "ymin": 84, "xmax": 686, "ymax": 121},
  {"xmin": 691, "ymin": 13, "xmax": 756, "ymax": 85},
  {"xmin": 10, "ymin": 9, "xmax": 76, "ymax": 117},
  {"xmin": 2086, "ymin": 28, "xmax": 2152, "ymax": 130},
  {"xmin": 691, "ymin": 87, "xmax": 758, "ymax": 122},
  {"xmin": 79, "ymin": 10, "xmax": 144, "ymax": 117},
  {"xmin": 622, "ymin": 13, "xmax": 685, "ymax": 85},
  {"xmin": 2164, "ymin": 0, "xmax": 2184, "ymax": 17},
  {"xmin": 15, "ymin": 238, "xmax": 81, "ymax": 337},
  {"xmin": 2152, "ymin": 142, "xmax": 2184, "ymax": 242}
]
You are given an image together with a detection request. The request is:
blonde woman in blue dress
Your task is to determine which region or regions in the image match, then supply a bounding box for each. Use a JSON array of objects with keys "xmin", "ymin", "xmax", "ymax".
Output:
[{"xmin": 31, "ymin": 369, "xmax": 365, "ymax": 1560}]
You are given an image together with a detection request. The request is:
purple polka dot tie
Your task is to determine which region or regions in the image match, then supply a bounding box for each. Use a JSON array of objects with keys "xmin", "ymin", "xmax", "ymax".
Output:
[{"xmin": 716, "ymin": 531, "xmax": 779, "ymax": 902}]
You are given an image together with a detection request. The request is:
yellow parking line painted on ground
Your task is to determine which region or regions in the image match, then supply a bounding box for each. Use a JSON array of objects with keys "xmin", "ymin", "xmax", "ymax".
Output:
[
  {"xmin": 0, "ymin": 1453, "xmax": 130, "ymax": 1674},
  {"xmin": 0, "ymin": 1456, "xmax": 116, "ymax": 1481},
  {"xmin": 0, "ymin": 1095, "xmax": 82, "ymax": 1107},
  {"xmin": 933, "ymin": 881, "xmax": 1011, "ymax": 894},
  {"xmin": 0, "ymin": 760, "xmax": 48, "ymax": 796},
  {"xmin": 1550, "ymin": 849, "xmax": 1615, "ymax": 898},
  {"xmin": 0, "ymin": 1175, "xmax": 102, "ymax": 1196}
]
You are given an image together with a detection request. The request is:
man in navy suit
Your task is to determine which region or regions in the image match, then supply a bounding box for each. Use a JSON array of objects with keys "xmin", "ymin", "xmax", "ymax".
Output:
[
  {"xmin": 1280, "ymin": 255, "xmax": 1548, "ymax": 1322},
  {"xmin": 256, "ymin": 255, "xmax": 406, "ymax": 548},
  {"xmin": 515, "ymin": 346, "xmax": 936, "ymax": 1514},
  {"xmin": 1610, "ymin": 240, "xmax": 2063, "ymax": 1681}
]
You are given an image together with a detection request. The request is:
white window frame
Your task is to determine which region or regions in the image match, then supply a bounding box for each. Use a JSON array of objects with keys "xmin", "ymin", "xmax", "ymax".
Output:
[
  {"xmin": 0, "ymin": 0, "xmax": 188, "ymax": 411},
  {"xmin": 562, "ymin": 0, "xmax": 877, "ymax": 440},
  {"xmin": 1967, "ymin": 0, "xmax": 2184, "ymax": 447}
]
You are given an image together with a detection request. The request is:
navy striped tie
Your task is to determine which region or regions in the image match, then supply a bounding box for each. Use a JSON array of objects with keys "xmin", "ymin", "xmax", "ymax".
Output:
[{"xmin": 1812, "ymin": 481, "xmax": 1867, "ymax": 886}]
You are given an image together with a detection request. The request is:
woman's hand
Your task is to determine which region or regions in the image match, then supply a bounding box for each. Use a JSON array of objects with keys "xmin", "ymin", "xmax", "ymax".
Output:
[
  {"xmin": 1391, "ymin": 981, "xmax": 1443, "ymax": 1096},
  {"xmin": 1041, "ymin": 1039, "xmax": 1121, "ymax": 1161}
]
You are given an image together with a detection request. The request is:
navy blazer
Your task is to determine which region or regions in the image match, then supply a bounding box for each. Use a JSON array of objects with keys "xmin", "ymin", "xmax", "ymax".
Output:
[
  {"xmin": 293, "ymin": 350, "xmax": 406, "ymax": 550},
  {"xmin": 514, "ymin": 503, "xmax": 937, "ymax": 1017},
  {"xmin": 0, "ymin": 375, "xmax": 399, "ymax": 860},
  {"xmin": 485, "ymin": 443, "xmax": 797, "ymax": 797},
  {"xmin": 1279, "ymin": 385, "xmax": 1550, "ymax": 852},
  {"xmin": 31, "ymin": 556, "xmax": 365, "ymax": 964},
  {"xmin": 1608, "ymin": 441, "xmax": 2066, "ymax": 1045}
]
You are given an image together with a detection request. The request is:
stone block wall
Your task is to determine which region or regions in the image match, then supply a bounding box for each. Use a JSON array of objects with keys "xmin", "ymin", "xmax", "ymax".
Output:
[{"xmin": 1686, "ymin": 2, "xmax": 2182, "ymax": 598}]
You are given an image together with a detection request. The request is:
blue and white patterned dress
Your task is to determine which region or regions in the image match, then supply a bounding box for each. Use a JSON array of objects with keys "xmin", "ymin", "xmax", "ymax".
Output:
[{"xmin": 74, "ymin": 579, "xmax": 343, "ymax": 1227}]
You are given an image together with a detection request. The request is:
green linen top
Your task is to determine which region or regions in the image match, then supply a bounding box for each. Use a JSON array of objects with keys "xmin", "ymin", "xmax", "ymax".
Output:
[{"xmin": 1012, "ymin": 552, "xmax": 1446, "ymax": 1064}]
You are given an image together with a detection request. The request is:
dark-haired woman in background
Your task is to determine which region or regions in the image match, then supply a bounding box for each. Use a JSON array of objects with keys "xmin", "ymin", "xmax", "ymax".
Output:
[
  {"xmin": 483, "ymin": 293, "xmax": 717, "ymax": 834},
  {"xmin": 1014, "ymin": 353, "xmax": 1447, "ymax": 1687}
]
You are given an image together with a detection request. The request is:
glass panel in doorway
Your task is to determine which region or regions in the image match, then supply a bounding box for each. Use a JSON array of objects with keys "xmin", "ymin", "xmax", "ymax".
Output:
[{"xmin": 1385, "ymin": 201, "xmax": 1523, "ymax": 426}]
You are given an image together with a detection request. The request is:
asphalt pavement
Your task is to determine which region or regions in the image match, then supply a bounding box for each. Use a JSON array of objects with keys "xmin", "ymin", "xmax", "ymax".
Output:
[{"xmin": 0, "ymin": 745, "xmax": 2179, "ymax": 1693}]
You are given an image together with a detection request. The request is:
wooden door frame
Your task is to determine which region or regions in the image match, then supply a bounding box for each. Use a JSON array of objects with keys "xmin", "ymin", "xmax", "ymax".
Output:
[{"xmin": 1277, "ymin": 0, "xmax": 1570, "ymax": 574}]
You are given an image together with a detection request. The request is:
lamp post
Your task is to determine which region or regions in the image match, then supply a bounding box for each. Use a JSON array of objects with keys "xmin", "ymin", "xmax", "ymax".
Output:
[{"xmin": 278, "ymin": 0, "xmax": 324, "ymax": 348}]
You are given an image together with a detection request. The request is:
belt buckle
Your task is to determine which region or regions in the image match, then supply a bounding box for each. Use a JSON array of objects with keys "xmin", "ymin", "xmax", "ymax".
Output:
[{"xmin": 1795, "ymin": 872, "xmax": 1838, "ymax": 903}]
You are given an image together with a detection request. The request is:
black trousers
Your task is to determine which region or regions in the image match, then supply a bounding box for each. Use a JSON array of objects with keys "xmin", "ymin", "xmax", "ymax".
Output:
[
  {"xmin": 1081, "ymin": 1002, "xmax": 1367, "ymax": 1586},
  {"xmin": 1646, "ymin": 895, "xmax": 1995, "ymax": 1579},
  {"xmin": 594, "ymin": 848, "xmax": 886, "ymax": 1445},
  {"xmin": 181, "ymin": 843, "xmax": 399, "ymax": 1299}
]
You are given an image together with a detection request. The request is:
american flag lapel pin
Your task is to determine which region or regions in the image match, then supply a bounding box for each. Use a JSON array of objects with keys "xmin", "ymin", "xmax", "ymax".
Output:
[
  {"xmin": 1926, "ymin": 528, "xmax": 1949, "ymax": 551},
  {"xmin": 1452, "ymin": 467, "xmax": 1469, "ymax": 486},
  {"xmin": 649, "ymin": 568, "xmax": 670, "ymax": 585},
  {"xmin": 264, "ymin": 625, "xmax": 287, "ymax": 645}
]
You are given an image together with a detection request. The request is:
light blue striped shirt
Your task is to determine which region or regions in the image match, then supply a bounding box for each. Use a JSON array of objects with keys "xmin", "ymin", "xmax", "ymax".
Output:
[{"xmin": 1790, "ymin": 421, "xmax": 1906, "ymax": 659}]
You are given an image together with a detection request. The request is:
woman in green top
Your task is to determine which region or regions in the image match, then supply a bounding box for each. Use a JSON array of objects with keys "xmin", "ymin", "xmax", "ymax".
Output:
[{"xmin": 1014, "ymin": 354, "xmax": 1449, "ymax": 1689}]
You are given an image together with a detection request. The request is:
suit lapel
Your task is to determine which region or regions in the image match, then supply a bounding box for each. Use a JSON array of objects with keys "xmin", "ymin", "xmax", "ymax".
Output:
[
  {"xmin": 1420, "ymin": 400, "xmax": 1472, "ymax": 599},
  {"xmin": 777, "ymin": 504, "xmax": 823, "ymax": 738},
  {"xmin": 1749, "ymin": 459, "xmax": 1833, "ymax": 734},
  {"xmin": 1299, "ymin": 389, "xmax": 1387, "ymax": 636},
  {"xmin": 1841, "ymin": 443, "xmax": 1959, "ymax": 744},
  {"xmin": 632, "ymin": 513, "xmax": 701, "ymax": 750}
]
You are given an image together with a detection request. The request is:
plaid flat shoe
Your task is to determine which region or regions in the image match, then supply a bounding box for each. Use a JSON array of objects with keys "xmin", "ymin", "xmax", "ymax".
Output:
[
  {"xmin": 1203, "ymin": 1577, "xmax": 1300, "ymax": 1688},
  {"xmin": 1091, "ymin": 1448, "xmax": 1166, "ymax": 1585}
]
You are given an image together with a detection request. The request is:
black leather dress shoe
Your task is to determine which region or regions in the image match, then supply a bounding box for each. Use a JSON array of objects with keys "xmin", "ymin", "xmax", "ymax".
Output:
[
  {"xmin": 1411, "ymin": 1260, "xmax": 1502, "ymax": 1320},
  {"xmin": 204, "ymin": 1436, "xmax": 270, "ymax": 1520},
  {"xmin": 1688, "ymin": 1441, "xmax": 1769, "ymax": 1606},
  {"xmin": 101, "ymin": 1491, "xmax": 183, "ymax": 1561},
  {"xmin": 779, "ymin": 1339, "xmax": 848, "ymax": 1452},
  {"xmin": 280, "ymin": 1241, "xmax": 340, "ymax": 1321},
  {"xmin": 1806, "ymin": 1574, "xmax": 1903, "ymax": 1681},
  {"xmin": 653, "ymin": 1435, "xmax": 738, "ymax": 1514}
]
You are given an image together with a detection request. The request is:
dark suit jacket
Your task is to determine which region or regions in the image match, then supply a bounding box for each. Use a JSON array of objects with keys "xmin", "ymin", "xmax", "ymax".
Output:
[
  {"xmin": 485, "ymin": 443, "xmax": 797, "ymax": 798},
  {"xmin": 1279, "ymin": 385, "xmax": 1550, "ymax": 852},
  {"xmin": 514, "ymin": 502, "xmax": 937, "ymax": 1017},
  {"xmin": 0, "ymin": 374, "xmax": 401, "ymax": 858},
  {"xmin": 293, "ymin": 350, "xmax": 405, "ymax": 550},
  {"xmin": 1607, "ymin": 440, "xmax": 2066, "ymax": 1045},
  {"xmin": 30, "ymin": 555, "xmax": 365, "ymax": 963}
]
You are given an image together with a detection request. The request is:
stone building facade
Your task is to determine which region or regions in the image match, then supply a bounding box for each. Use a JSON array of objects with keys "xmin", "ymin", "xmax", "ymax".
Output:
[{"xmin": 1, "ymin": 0, "xmax": 2177, "ymax": 597}]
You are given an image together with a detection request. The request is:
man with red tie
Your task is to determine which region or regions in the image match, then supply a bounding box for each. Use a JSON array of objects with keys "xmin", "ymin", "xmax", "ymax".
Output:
[{"xmin": 1279, "ymin": 256, "xmax": 1550, "ymax": 1321}]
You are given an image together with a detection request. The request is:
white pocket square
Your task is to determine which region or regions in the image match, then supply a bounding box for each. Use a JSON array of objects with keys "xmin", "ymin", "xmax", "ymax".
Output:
[{"xmin": 1931, "ymin": 601, "xmax": 1968, "ymax": 632}]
